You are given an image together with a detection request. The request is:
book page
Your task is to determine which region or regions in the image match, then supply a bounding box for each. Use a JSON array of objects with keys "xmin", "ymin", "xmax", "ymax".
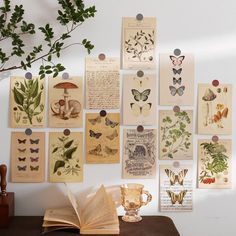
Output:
[{"xmin": 85, "ymin": 57, "xmax": 120, "ymax": 109}]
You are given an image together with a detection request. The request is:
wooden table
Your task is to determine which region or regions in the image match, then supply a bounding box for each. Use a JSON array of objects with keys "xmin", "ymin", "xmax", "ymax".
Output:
[{"xmin": 0, "ymin": 216, "xmax": 180, "ymax": 236}]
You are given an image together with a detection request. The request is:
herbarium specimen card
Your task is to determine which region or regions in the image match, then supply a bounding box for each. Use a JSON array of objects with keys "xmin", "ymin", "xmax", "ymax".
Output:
[
  {"xmin": 198, "ymin": 139, "xmax": 231, "ymax": 189},
  {"xmin": 49, "ymin": 132, "xmax": 83, "ymax": 183},
  {"xmin": 160, "ymin": 164, "xmax": 193, "ymax": 212},
  {"xmin": 198, "ymin": 84, "xmax": 232, "ymax": 134},
  {"xmin": 48, "ymin": 76, "xmax": 83, "ymax": 128},
  {"xmin": 159, "ymin": 110, "xmax": 193, "ymax": 160},
  {"xmin": 159, "ymin": 53, "xmax": 194, "ymax": 105},
  {"xmin": 122, "ymin": 17, "xmax": 156, "ymax": 69},
  {"xmin": 85, "ymin": 57, "xmax": 120, "ymax": 109},
  {"xmin": 10, "ymin": 76, "xmax": 46, "ymax": 128},
  {"xmin": 123, "ymin": 129, "xmax": 157, "ymax": 179},
  {"xmin": 86, "ymin": 113, "xmax": 120, "ymax": 164},
  {"xmin": 123, "ymin": 74, "xmax": 157, "ymax": 125},
  {"xmin": 11, "ymin": 132, "xmax": 45, "ymax": 182}
]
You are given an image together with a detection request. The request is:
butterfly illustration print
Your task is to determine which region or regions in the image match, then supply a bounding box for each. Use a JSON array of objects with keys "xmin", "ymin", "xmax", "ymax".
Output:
[
  {"xmin": 173, "ymin": 77, "xmax": 182, "ymax": 85},
  {"xmin": 106, "ymin": 130, "xmax": 118, "ymax": 141},
  {"xmin": 18, "ymin": 148, "xmax": 26, "ymax": 153},
  {"xmin": 89, "ymin": 144, "xmax": 102, "ymax": 156},
  {"xmin": 88, "ymin": 116, "xmax": 101, "ymax": 125},
  {"xmin": 130, "ymin": 103, "xmax": 152, "ymax": 117},
  {"xmin": 166, "ymin": 190, "xmax": 187, "ymax": 205},
  {"xmin": 30, "ymin": 165, "xmax": 39, "ymax": 171},
  {"xmin": 30, "ymin": 157, "xmax": 39, "ymax": 162},
  {"xmin": 30, "ymin": 139, "xmax": 40, "ymax": 144},
  {"xmin": 170, "ymin": 55, "xmax": 185, "ymax": 66},
  {"xmin": 105, "ymin": 117, "xmax": 119, "ymax": 128},
  {"xmin": 30, "ymin": 148, "xmax": 39, "ymax": 153},
  {"xmin": 89, "ymin": 130, "xmax": 102, "ymax": 139},
  {"xmin": 169, "ymin": 86, "xmax": 185, "ymax": 96},
  {"xmin": 172, "ymin": 68, "xmax": 182, "ymax": 75},
  {"xmin": 133, "ymin": 77, "xmax": 149, "ymax": 87},
  {"xmin": 104, "ymin": 146, "xmax": 118, "ymax": 155},
  {"xmin": 17, "ymin": 165, "xmax": 27, "ymax": 171},
  {"xmin": 18, "ymin": 157, "xmax": 26, "ymax": 162},
  {"xmin": 18, "ymin": 139, "xmax": 26, "ymax": 144},
  {"xmin": 165, "ymin": 169, "xmax": 188, "ymax": 185},
  {"xmin": 131, "ymin": 89, "xmax": 151, "ymax": 102}
]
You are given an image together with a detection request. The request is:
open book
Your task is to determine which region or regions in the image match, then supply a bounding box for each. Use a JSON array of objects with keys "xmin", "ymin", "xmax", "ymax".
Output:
[{"xmin": 42, "ymin": 185, "xmax": 119, "ymax": 234}]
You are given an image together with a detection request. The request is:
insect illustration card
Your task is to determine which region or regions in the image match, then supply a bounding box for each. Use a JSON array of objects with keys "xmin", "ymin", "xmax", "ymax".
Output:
[
  {"xmin": 48, "ymin": 76, "xmax": 83, "ymax": 128},
  {"xmin": 160, "ymin": 164, "xmax": 193, "ymax": 212},
  {"xmin": 159, "ymin": 110, "xmax": 193, "ymax": 160},
  {"xmin": 122, "ymin": 17, "xmax": 156, "ymax": 69},
  {"xmin": 123, "ymin": 129, "xmax": 157, "ymax": 179},
  {"xmin": 123, "ymin": 74, "xmax": 157, "ymax": 125},
  {"xmin": 10, "ymin": 76, "xmax": 46, "ymax": 128},
  {"xmin": 198, "ymin": 139, "xmax": 231, "ymax": 189},
  {"xmin": 11, "ymin": 132, "xmax": 45, "ymax": 182},
  {"xmin": 198, "ymin": 84, "xmax": 232, "ymax": 134},
  {"xmin": 85, "ymin": 57, "xmax": 120, "ymax": 109},
  {"xmin": 86, "ymin": 113, "xmax": 120, "ymax": 164},
  {"xmin": 159, "ymin": 53, "xmax": 194, "ymax": 105},
  {"xmin": 49, "ymin": 132, "xmax": 83, "ymax": 183}
]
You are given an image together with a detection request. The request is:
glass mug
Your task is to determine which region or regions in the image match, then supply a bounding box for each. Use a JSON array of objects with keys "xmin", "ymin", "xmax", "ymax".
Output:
[{"xmin": 120, "ymin": 183, "xmax": 152, "ymax": 222}]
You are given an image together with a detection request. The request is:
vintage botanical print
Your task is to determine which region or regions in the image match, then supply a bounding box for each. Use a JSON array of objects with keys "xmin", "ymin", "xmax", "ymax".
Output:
[
  {"xmin": 160, "ymin": 164, "xmax": 193, "ymax": 212},
  {"xmin": 10, "ymin": 76, "xmax": 45, "ymax": 127},
  {"xmin": 48, "ymin": 76, "xmax": 83, "ymax": 128},
  {"xmin": 85, "ymin": 57, "xmax": 120, "ymax": 109},
  {"xmin": 49, "ymin": 132, "xmax": 83, "ymax": 182},
  {"xmin": 123, "ymin": 129, "xmax": 157, "ymax": 179},
  {"xmin": 11, "ymin": 132, "xmax": 45, "ymax": 182},
  {"xmin": 86, "ymin": 113, "xmax": 120, "ymax": 164},
  {"xmin": 159, "ymin": 110, "xmax": 193, "ymax": 160},
  {"xmin": 122, "ymin": 17, "xmax": 156, "ymax": 69},
  {"xmin": 198, "ymin": 84, "xmax": 232, "ymax": 134},
  {"xmin": 123, "ymin": 74, "xmax": 157, "ymax": 125},
  {"xmin": 198, "ymin": 139, "xmax": 231, "ymax": 188},
  {"xmin": 159, "ymin": 53, "xmax": 194, "ymax": 105}
]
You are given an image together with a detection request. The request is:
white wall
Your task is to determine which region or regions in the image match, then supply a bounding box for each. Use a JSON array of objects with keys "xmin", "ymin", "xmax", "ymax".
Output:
[{"xmin": 1, "ymin": 0, "xmax": 236, "ymax": 235}]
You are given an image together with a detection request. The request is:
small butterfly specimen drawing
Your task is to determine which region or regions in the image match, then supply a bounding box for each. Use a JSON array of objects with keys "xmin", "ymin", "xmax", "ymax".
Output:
[
  {"xmin": 30, "ymin": 148, "xmax": 39, "ymax": 153},
  {"xmin": 131, "ymin": 89, "xmax": 151, "ymax": 102},
  {"xmin": 166, "ymin": 190, "xmax": 187, "ymax": 205},
  {"xmin": 18, "ymin": 148, "xmax": 26, "ymax": 153},
  {"xmin": 17, "ymin": 165, "xmax": 27, "ymax": 171},
  {"xmin": 106, "ymin": 130, "xmax": 118, "ymax": 141},
  {"xmin": 133, "ymin": 77, "xmax": 149, "ymax": 87},
  {"xmin": 169, "ymin": 86, "xmax": 185, "ymax": 96},
  {"xmin": 18, "ymin": 157, "xmax": 26, "ymax": 162},
  {"xmin": 173, "ymin": 77, "xmax": 182, "ymax": 85},
  {"xmin": 30, "ymin": 157, "xmax": 39, "ymax": 162},
  {"xmin": 89, "ymin": 130, "xmax": 102, "ymax": 139},
  {"xmin": 18, "ymin": 139, "xmax": 26, "ymax": 144},
  {"xmin": 170, "ymin": 55, "xmax": 185, "ymax": 66},
  {"xmin": 89, "ymin": 144, "xmax": 102, "ymax": 156},
  {"xmin": 30, "ymin": 139, "xmax": 40, "ymax": 144},
  {"xmin": 104, "ymin": 146, "xmax": 118, "ymax": 155},
  {"xmin": 105, "ymin": 117, "xmax": 119, "ymax": 128},
  {"xmin": 130, "ymin": 103, "xmax": 152, "ymax": 116},
  {"xmin": 30, "ymin": 165, "xmax": 39, "ymax": 171},
  {"xmin": 88, "ymin": 116, "xmax": 101, "ymax": 125},
  {"xmin": 172, "ymin": 68, "xmax": 182, "ymax": 75},
  {"xmin": 165, "ymin": 169, "xmax": 188, "ymax": 185}
]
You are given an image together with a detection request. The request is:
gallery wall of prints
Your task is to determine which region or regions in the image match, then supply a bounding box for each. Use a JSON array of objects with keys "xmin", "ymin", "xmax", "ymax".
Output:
[{"xmin": 1, "ymin": 0, "xmax": 236, "ymax": 236}]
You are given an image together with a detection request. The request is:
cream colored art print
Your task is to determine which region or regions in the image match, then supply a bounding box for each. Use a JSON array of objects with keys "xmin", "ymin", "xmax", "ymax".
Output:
[
  {"xmin": 86, "ymin": 113, "xmax": 120, "ymax": 164},
  {"xmin": 85, "ymin": 57, "xmax": 120, "ymax": 109},
  {"xmin": 198, "ymin": 139, "xmax": 231, "ymax": 189},
  {"xmin": 160, "ymin": 164, "xmax": 193, "ymax": 212},
  {"xmin": 123, "ymin": 74, "xmax": 157, "ymax": 125},
  {"xmin": 10, "ymin": 76, "xmax": 45, "ymax": 127},
  {"xmin": 11, "ymin": 132, "xmax": 45, "ymax": 182},
  {"xmin": 48, "ymin": 76, "xmax": 83, "ymax": 127},
  {"xmin": 122, "ymin": 17, "xmax": 156, "ymax": 69},
  {"xmin": 159, "ymin": 110, "xmax": 193, "ymax": 160},
  {"xmin": 49, "ymin": 132, "xmax": 83, "ymax": 182},
  {"xmin": 159, "ymin": 53, "xmax": 194, "ymax": 105},
  {"xmin": 198, "ymin": 84, "xmax": 232, "ymax": 134},
  {"xmin": 123, "ymin": 129, "xmax": 157, "ymax": 179}
]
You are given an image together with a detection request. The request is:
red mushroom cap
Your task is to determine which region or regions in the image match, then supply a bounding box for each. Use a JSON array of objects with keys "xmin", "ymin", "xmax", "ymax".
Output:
[{"xmin": 53, "ymin": 82, "xmax": 78, "ymax": 89}]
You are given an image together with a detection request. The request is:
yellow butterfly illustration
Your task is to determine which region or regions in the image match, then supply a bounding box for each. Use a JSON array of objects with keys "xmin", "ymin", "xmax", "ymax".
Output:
[
  {"xmin": 165, "ymin": 169, "xmax": 188, "ymax": 185},
  {"xmin": 88, "ymin": 116, "xmax": 101, "ymax": 125},
  {"xmin": 130, "ymin": 103, "xmax": 152, "ymax": 117},
  {"xmin": 166, "ymin": 190, "xmax": 187, "ymax": 205},
  {"xmin": 104, "ymin": 146, "xmax": 118, "ymax": 155},
  {"xmin": 106, "ymin": 130, "xmax": 118, "ymax": 141}
]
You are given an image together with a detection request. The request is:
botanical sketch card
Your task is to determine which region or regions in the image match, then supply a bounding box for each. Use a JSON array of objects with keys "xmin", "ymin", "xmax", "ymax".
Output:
[
  {"xmin": 123, "ymin": 129, "xmax": 157, "ymax": 179},
  {"xmin": 159, "ymin": 110, "xmax": 193, "ymax": 160},
  {"xmin": 11, "ymin": 132, "xmax": 45, "ymax": 182},
  {"xmin": 122, "ymin": 17, "xmax": 156, "ymax": 70},
  {"xmin": 86, "ymin": 113, "xmax": 120, "ymax": 164},
  {"xmin": 198, "ymin": 139, "xmax": 231, "ymax": 189},
  {"xmin": 85, "ymin": 57, "xmax": 120, "ymax": 109},
  {"xmin": 198, "ymin": 84, "xmax": 232, "ymax": 134},
  {"xmin": 123, "ymin": 74, "xmax": 157, "ymax": 125},
  {"xmin": 160, "ymin": 164, "xmax": 193, "ymax": 212},
  {"xmin": 10, "ymin": 76, "xmax": 46, "ymax": 128},
  {"xmin": 159, "ymin": 53, "xmax": 194, "ymax": 105},
  {"xmin": 49, "ymin": 132, "xmax": 83, "ymax": 183},
  {"xmin": 48, "ymin": 76, "xmax": 83, "ymax": 128}
]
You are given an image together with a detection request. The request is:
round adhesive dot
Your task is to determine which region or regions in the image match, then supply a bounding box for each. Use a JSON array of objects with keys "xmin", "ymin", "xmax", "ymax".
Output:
[
  {"xmin": 25, "ymin": 128, "xmax": 32, "ymax": 136},
  {"xmin": 212, "ymin": 80, "xmax": 219, "ymax": 87},
  {"xmin": 98, "ymin": 53, "xmax": 106, "ymax": 61},
  {"xmin": 136, "ymin": 13, "xmax": 143, "ymax": 21},
  {"xmin": 137, "ymin": 125, "xmax": 144, "ymax": 132},
  {"xmin": 137, "ymin": 70, "xmax": 144, "ymax": 77},
  {"xmin": 62, "ymin": 72, "xmax": 69, "ymax": 80},
  {"xmin": 173, "ymin": 161, "xmax": 180, "ymax": 168},
  {"xmin": 100, "ymin": 110, "xmax": 107, "ymax": 117},
  {"xmin": 212, "ymin": 135, "xmax": 219, "ymax": 142},
  {"xmin": 174, "ymin": 49, "xmax": 181, "ymax": 56},
  {"xmin": 63, "ymin": 129, "xmax": 71, "ymax": 136},
  {"xmin": 25, "ymin": 72, "xmax": 32, "ymax": 80},
  {"xmin": 173, "ymin": 106, "xmax": 180, "ymax": 113}
]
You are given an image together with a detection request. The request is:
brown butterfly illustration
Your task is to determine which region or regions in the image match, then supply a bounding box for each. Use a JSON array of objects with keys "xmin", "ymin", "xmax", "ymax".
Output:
[
  {"xmin": 105, "ymin": 117, "xmax": 119, "ymax": 128},
  {"xmin": 89, "ymin": 130, "xmax": 102, "ymax": 139},
  {"xmin": 18, "ymin": 139, "xmax": 26, "ymax": 144},
  {"xmin": 166, "ymin": 190, "xmax": 187, "ymax": 205},
  {"xmin": 165, "ymin": 169, "xmax": 188, "ymax": 185},
  {"xmin": 104, "ymin": 146, "xmax": 118, "ymax": 155},
  {"xmin": 18, "ymin": 157, "xmax": 26, "ymax": 162},
  {"xmin": 17, "ymin": 165, "xmax": 27, "ymax": 171},
  {"xmin": 30, "ymin": 165, "xmax": 39, "ymax": 171},
  {"xmin": 30, "ymin": 157, "xmax": 39, "ymax": 162},
  {"xmin": 106, "ymin": 130, "xmax": 118, "ymax": 141},
  {"xmin": 89, "ymin": 144, "xmax": 102, "ymax": 156},
  {"xmin": 88, "ymin": 116, "xmax": 101, "ymax": 125}
]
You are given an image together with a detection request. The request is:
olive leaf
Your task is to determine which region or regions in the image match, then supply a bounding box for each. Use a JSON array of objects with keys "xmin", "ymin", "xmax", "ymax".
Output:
[
  {"xmin": 53, "ymin": 160, "xmax": 65, "ymax": 173},
  {"xmin": 13, "ymin": 87, "xmax": 24, "ymax": 106},
  {"xmin": 34, "ymin": 91, "xmax": 42, "ymax": 109},
  {"xmin": 64, "ymin": 147, "xmax": 77, "ymax": 160},
  {"xmin": 64, "ymin": 140, "xmax": 73, "ymax": 149}
]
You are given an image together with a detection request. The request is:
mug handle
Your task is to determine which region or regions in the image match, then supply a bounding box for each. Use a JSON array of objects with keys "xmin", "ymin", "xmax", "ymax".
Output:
[{"xmin": 141, "ymin": 190, "xmax": 152, "ymax": 206}]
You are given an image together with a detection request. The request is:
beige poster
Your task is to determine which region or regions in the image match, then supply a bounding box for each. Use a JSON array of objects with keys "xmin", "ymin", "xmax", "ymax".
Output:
[
  {"xmin": 159, "ymin": 110, "xmax": 193, "ymax": 160},
  {"xmin": 160, "ymin": 164, "xmax": 193, "ymax": 212},
  {"xmin": 123, "ymin": 129, "xmax": 157, "ymax": 179},
  {"xmin": 122, "ymin": 17, "xmax": 156, "ymax": 69},
  {"xmin": 11, "ymin": 132, "xmax": 45, "ymax": 182},
  {"xmin": 159, "ymin": 53, "xmax": 194, "ymax": 105},
  {"xmin": 198, "ymin": 84, "xmax": 232, "ymax": 134},
  {"xmin": 49, "ymin": 132, "xmax": 83, "ymax": 183},
  {"xmin": 123, "ymin": 74, "xmax": 157, "ymax": 125},
  {"xmin": 85, "ymin": 57, "xmax": 120, "ymax": 109},
  {"xmin": 48, "ymin": 76, "xmax": 83, "ymax": 128},
  {"xmin": 10, "ymin": 76, "xmax": 45, "ymax": 127},
  {"xmin": 198, "ymin": 139, "xmax": 231, "ymax": 189},
  {"xmin": 86, "ymin": 113, "xmax": 120, "ymax": 164}
]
